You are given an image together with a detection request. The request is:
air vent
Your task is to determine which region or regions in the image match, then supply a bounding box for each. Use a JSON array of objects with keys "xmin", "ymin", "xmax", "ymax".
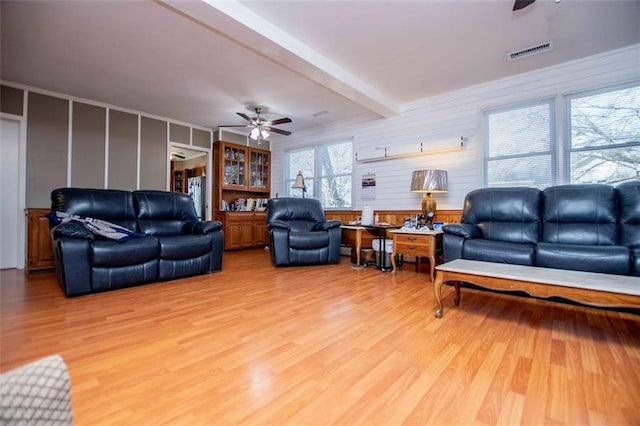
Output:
[{"xmin": 508, "ymin": 41, "xmax": 553, "ymax": 61}]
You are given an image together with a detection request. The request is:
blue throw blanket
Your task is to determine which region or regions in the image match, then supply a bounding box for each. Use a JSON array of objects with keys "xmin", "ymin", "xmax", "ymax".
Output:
[{"xmin": 48, "ymin": 211, "xmax": 145, "ymax": 241}]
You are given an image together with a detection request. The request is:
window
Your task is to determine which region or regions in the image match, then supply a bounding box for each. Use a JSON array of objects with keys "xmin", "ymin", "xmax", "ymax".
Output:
[
  {"xmin": 484, "ymin": 99, "xmax": 556, "ymax": 188},
  {"xmin": 567, "ymin": 84, "xmax": 640, "ymax": 184},
  {"xmin": 285, "ymin": 140, "xmax": 353, "ymax": 208},
  {"xmin": 484, "ymin": 82, "xmax": 640, "ymax": 187}
]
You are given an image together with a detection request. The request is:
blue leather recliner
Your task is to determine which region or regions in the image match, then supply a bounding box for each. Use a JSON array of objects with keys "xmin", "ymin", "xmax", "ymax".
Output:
[{"xmin": 267, "ymin": 197, "xmax": 342, "ymax": 266}]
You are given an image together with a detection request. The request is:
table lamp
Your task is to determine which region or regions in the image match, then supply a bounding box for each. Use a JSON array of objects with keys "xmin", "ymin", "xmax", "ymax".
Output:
[
  {"xmin": 410, "ymin": 170, "xmax": 448, "ymax": 228},
  {"xmin": 291, "ymin": 171, "xmax": 306, "ymax": 198}
]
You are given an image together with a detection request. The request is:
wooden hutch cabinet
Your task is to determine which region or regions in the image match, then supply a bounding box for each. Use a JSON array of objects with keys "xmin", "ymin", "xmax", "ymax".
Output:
[{"xmin": 213, "ymin": 141, "xmax": 270, "ymax": 250}]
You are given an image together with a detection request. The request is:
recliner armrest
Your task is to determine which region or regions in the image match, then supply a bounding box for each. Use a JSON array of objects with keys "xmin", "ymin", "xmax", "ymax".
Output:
[
  {"xmin": 268, "ymin": 219, "xmax": 291, "ymax": 231},
  {"xmin": 313, "ymin": 220, "xmax": 341, "ymax": 231},
  {"xmin": 184, "ymin": 221, "xmax": 223, "ymax": 234},
  {"xmin": 442, "ymin": 223, "xmax": 481, "ymax": 239},
  {"xmin": 52, "ymin": 222, "xmax": 94, "ymax": 240}
]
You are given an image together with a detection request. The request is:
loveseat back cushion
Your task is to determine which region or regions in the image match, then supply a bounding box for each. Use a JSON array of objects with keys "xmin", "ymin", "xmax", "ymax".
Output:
[
  {"xmin": 536, "ymin": 242, "xmax": 630, "ymax": 275},
  {"xmin": 51, "ymin": 188, "xmax": 137, "ymax": 230},
  {"xmin": 461, "ymin": 187, "xmax": 541, "ymax": 244},
  {"xmin": 134, "ymin": 190, "xmax": 199, "ymax": 236},
  {"xmin": 617, "ymin": 180, "xmax": 640, "ymax": 248},
  {"xmin": 542, "ymin": 184, "xmax": 617, "ymax": 245},
  {"xmin": 267, "ymin": 198, "xmax": 326, "ymax": 232}
]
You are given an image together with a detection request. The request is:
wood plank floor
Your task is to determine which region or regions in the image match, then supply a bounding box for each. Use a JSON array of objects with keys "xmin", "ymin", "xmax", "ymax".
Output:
[{"xmin": 2, "ymin": 250, "xmax": 639, "ymax": 425}]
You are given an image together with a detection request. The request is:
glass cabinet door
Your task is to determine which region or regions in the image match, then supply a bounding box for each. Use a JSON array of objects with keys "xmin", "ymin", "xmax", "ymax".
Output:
[
  {"xmin": 249, "ymin": 150, "xmax": 270, "ymax": 191},
  {"xmin": 223, "ymin": 145, "xmax": 246, "ymax": 187}
]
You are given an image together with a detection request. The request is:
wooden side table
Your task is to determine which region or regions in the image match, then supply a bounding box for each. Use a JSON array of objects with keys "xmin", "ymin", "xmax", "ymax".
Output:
[
  {"xmin": 340, "ymin": 225, "xmax": 375, "ymax": 266},
  {"xmin": 389, "ymin": 229, "xmax": 444, "ymax": 281}
]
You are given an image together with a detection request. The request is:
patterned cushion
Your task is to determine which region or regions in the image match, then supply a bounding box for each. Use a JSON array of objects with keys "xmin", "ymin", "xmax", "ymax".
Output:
[{"xmin": 0, "ymin": 354, "xmax": 73, "ymax": 425}]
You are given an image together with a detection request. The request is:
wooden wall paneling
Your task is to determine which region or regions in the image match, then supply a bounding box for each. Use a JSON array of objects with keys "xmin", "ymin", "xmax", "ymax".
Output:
[
  {"xmin": 325, "ymin": 210, "xmax": 462, "ymax": 225},
  {"xmin": 26, "ymin": 93, "xmax": 69, "ymax": 208},
  {"xmin": 108, "ymin": 110, "xmax": 138, "ymax": 191},
  {"xmin": 71, "ymin": 102, "xmax": 106, "ymax": 188},
  {"xmin": 139, "ymin": 117, "xmax": 167, "ymax": 190}
]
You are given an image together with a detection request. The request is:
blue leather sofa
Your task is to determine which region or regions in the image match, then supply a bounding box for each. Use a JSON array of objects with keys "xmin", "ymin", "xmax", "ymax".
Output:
[
  {"xmin": 267, "ymin": 197, "xmax": 342, "ymax": 266},
  {"xmin": 50, "ymin": 188, "xmax": 223, "ymax": 297},
  {"xmin": 443, "ymin": 180, "xmax": 640, "ymax": 276}
]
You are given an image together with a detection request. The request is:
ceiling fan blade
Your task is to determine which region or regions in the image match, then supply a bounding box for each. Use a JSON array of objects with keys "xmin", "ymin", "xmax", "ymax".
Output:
[
  {"xmin": 236, "ymin": 112, "xmax": 252, "ymax": 122},
  {"xmin": 266, "ymin": 127, "xmax": 292, "ymax": 136},
  {"xmin": 269, "ymin": 117, "xmax": 292, "ymax": 126},
  {"xmin": 218, "ymin": 124, "xmax": 251, "ymax": 128},
  {"xmin": 513, "ymin": 0, "xmax": 535, "ymax": 11}
]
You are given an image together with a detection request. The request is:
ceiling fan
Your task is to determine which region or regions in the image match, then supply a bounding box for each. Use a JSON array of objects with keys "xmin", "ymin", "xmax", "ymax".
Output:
[
  {"xmin": 219, "ymin": 107, "xmax": 292, "ymax": 141},
  {"xmin": 513, "ymin": 0, "xmax": 559, "ymax": 11},
  {"xmin": 513, "ymin": 0, "xmax": 535, "ymax": 11}
]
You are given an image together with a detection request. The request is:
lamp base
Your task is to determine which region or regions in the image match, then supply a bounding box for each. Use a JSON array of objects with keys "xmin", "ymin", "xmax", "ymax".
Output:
[{"xmin": 421, "ymin": 193, "xmax": 436, "ymax": 229}]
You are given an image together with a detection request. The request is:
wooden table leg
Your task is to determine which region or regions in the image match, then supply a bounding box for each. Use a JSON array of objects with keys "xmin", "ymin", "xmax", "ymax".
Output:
[
  {"xmin": 434, "ymin": 271, "xmax": 445, "ymax": 318},
  {"xmin": 355, "ymin": 229, "xmax": 362, "ymax": 266},
  {"xmin": 391, "ymin": 246, "xmax": 398, "ymax": 273},
  {"xmin": 428, "ymin": 254, "xmax": 436, "ymax": 282}
]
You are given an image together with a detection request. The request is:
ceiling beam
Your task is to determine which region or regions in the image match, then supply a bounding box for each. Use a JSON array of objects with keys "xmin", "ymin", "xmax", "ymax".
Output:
[{"xmin": 159, "ymin": 0, "xmax": 401, "ymax": 118}]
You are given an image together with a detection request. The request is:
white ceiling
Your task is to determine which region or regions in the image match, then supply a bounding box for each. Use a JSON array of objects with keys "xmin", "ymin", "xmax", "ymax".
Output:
[{"xmin": 2, "ymin": 0, "xmax": 639, "ymax": 138}]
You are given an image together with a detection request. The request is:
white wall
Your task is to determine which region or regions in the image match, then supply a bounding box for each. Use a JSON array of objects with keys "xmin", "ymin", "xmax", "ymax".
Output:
[{"xmin": 270, "ymin": 44, "xmax": 640, "ymax": 211}]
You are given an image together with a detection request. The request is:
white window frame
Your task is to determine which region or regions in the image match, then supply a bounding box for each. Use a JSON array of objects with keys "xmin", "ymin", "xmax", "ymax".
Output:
[
  {"xmin": 564, "ymin": 81, "xmax": 640, "ymax": 184},
  {"xmin": 284, "ymin": 140, "xmax": 354, "ymax": 208},
  {"xmin": 483, "ymin": 98, "xmax": 557, "ymax": 188},
  {"xmin": 484, "ymin": 81, "xmax": 640, "ymax": 187}
]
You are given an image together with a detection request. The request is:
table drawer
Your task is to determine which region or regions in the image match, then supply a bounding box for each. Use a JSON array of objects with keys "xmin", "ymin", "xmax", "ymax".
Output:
[
  {"xmin": 395, "ymin": 234, "xmax": 432, "ymax": 246},
  {"xmin": 395, "ymin": 244, "xmax": 431, "ymax": 257}
]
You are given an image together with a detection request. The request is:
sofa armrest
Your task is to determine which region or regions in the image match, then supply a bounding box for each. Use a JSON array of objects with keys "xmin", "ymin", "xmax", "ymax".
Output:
[
  {"xmin": 442, "ymin": 223, "xmax": 481, "ymax": 239},
  {"xmin": 185, "ymin": 221, "xmax": 223, "ymax": 234},
  {"xmin": 52, "ymin": 222, "xmax": 94, "ymax": 240},
  {"xmin": 268, "ymin": 220, "xmax": 291, "ymax": 231},
  {"xmin": 313, "ymin": 220, "xmax": 341, "ymax": 231}
]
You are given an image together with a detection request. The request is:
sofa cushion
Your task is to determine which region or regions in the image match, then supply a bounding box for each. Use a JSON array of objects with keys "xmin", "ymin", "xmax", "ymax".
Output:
[
  {"xmin": 461, "ymin": 187, "xmax": 541, "ymax": 244},
  {"xmin": 51, "ymin": 188, "xmax": 137, "ymax": 230},
  {"xmin": 134, "ymin": 190, "xmax": 198, "ymax": 236},
  {"xmin": 289, "ymin": 231, "xmax": 330, "ymax": 250},
  {"xmin": 617, "ymin": 180, "xmax": 640, "ymax": 248},
  {"xmin": 536, "ymin": 242, "xmax": 630, "ymax": 275},
  {"xmin": 462, "ymin": 239, "xmax": 536, "ymax": 266},
  {"xmin": 91, "ymin": 237, "xmax": 158, "ymax": 267},
  {"xmin": 541, "ymin": 184, "xmax": 617, "ymax": 245},
  {"xmin": 158, "ymin": 234, "xmax": 212, "ymax": 260}
]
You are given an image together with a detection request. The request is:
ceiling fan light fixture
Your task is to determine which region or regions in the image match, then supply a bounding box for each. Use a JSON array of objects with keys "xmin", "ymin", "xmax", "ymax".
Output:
[
  {"xmin": 261, "ymin": 129, "xmax": 270, "ymax": 139},
  {"xmin": 249, "ymin": 127, "xmax": 260, "ymax": 140}
]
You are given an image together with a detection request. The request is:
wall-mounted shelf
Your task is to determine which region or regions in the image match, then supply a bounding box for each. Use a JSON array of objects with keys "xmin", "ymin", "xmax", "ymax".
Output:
[{"xmin": 356, "ymin": 136, "xmax": 465, "ymax": 163}]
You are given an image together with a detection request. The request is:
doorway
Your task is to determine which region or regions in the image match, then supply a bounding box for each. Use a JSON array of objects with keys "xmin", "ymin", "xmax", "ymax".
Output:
[
  {"xmin": 169, "ymin": 144, "xmax": 210, "ymax": 220},
  {"xmin": 0, "ymin": 116, "xmax": 25, "ymax": 269}
]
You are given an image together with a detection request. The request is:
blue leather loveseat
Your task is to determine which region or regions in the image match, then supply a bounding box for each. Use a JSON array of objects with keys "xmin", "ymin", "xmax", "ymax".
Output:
[
  {"xmin": 49, "ymin": 188, "xmax": 224, "ymax": 296},
  {"xmin": 442, "ymin": 180, "xmax": 640, "ymax": 276}
]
